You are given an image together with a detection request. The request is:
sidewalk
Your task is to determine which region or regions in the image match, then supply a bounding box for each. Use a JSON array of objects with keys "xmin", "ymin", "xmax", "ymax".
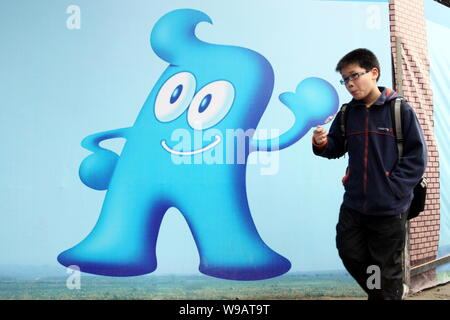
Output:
[{"xmin": 407, "ymin": 281, "xmax": 450, "ymax": 300}]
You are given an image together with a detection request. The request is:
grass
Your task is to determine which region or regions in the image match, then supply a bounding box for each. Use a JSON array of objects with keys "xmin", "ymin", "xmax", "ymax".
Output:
[{"xmin": 0, "ymin": 272, "xmax": 366, "ymax": 300}]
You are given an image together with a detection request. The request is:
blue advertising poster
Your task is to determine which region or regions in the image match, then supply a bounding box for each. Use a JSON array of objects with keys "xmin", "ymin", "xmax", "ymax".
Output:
[
  {"xmin": 425, "ymin": 0, "xmax": 450, "ymax": 278},
  {"xmin": 0, "ymin": 0, "xmax": 392, "ymax": 298}
]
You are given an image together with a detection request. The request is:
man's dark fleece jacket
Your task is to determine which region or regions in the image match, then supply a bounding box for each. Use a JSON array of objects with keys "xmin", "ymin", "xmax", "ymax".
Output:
[{"xmin": 313, "ymin": 87, "xmax": 428, "ymax": 216}]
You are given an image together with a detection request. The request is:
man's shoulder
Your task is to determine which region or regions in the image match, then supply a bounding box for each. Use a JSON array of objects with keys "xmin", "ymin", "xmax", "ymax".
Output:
[
  {"xmin": 385, "ymin": 96, "xmax": 415, "ymax": 113},
  {"xmin": 396, "ymin": 98, "xmax": 416, "ymax": 115}
]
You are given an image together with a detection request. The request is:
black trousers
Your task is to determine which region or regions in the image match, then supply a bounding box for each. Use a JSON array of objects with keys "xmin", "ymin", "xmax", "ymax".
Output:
[{"xmin": 336, "ymin": 204, "xmax": 408, "ymax": 300}]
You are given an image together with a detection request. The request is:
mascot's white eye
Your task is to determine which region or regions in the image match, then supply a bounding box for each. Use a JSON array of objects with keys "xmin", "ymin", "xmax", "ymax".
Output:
[
  {"xmin": 155, "ymin": 72, "xmax": 196, "ymax": 122},
  {"xmin": 187, "ymin": 80, "xmax": 235, "ymax": 130}
]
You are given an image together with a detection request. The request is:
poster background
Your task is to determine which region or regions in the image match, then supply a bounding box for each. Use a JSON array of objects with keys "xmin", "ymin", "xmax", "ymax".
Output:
[
  {"xmin": 0, "ymin": 0, "xmax": 392, "ymax": 277},
  {"xmin": 425, "ymin": 0, "xmax": 450, "ymax": 276}
]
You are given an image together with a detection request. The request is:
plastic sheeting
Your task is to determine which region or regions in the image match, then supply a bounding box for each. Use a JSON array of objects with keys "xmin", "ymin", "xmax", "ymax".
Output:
[{"xmin": 426, "ymin": 0, "xmax": 450, "ymax": 283}]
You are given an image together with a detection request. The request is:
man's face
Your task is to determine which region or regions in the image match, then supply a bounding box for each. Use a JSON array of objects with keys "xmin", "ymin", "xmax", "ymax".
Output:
[{"xmin": 341, "ymin": 63, "xmax": 379, "ymax": 101}]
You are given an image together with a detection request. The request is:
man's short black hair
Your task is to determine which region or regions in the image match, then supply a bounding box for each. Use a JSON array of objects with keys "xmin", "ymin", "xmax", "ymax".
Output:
[{"xmin": 335, "ymin": 48, "xmax": 381, "ymax": 82}]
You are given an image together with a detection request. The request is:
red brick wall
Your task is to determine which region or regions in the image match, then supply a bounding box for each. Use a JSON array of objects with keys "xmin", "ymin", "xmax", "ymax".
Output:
[{"xmin": 389, "ymin": 0, "xmax": 440, "ymax": 288}]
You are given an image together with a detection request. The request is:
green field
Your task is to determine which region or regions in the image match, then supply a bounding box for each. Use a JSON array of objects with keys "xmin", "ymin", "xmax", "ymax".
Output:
[{"xmin": 0, "ymin": 272, "xmax": 366, "ymax": 300}]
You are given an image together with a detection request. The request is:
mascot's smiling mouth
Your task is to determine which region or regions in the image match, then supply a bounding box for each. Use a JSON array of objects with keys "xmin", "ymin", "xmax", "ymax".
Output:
[{"xmin": 161, "ymin": 134, "xmax": 222, "ymax": 155}]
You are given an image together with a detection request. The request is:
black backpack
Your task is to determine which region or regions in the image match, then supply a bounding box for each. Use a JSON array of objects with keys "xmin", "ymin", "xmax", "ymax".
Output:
[{"xmin": 339, "ymin": 98, "xmax": 427, "ymax": 220}]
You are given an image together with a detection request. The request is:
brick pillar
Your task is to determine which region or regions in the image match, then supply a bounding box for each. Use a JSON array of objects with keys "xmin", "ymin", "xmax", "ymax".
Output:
[{"xmin": 389, "ymin": 0, "xmax": 440, "ymax": 293}]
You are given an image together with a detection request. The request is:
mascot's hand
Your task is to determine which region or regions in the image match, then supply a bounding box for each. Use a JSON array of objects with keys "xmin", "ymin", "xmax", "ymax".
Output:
[
  {"xmin": 251, "ymin": 77, "xmax": 338, "ymax": 151},
  {"xmin": 279, "ymin": 77, "xmax": 339, "ymax": 130},
  {"xmin": 79, "ymin": 149, "xmax": 119, "ymax": 190}
]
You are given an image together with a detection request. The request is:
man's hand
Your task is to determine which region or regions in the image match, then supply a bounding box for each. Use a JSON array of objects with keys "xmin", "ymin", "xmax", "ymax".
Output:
[{"xmin": 313, "ymin": 125, "xmax": 328, "ymax": 145}]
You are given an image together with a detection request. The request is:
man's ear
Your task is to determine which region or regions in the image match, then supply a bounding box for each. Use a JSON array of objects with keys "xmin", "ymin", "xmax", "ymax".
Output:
[{"xmin": 371, "ymin": 67, "xmax": 380, "ymax": 81}]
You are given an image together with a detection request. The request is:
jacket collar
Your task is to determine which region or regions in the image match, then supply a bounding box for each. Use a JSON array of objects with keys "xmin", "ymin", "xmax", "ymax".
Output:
[{"xmin": 348, "ymin": 87, "xmax": 399, "ymax": 107}]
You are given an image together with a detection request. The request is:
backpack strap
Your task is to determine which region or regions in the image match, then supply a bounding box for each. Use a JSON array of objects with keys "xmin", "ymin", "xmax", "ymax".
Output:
[
  {"xmin": 390, "ymin": 97, "xmax": 404, "ymax": 160},
  {"xmin": 339, "ymin": 103, "xmax": 349, "ymax": 151}
]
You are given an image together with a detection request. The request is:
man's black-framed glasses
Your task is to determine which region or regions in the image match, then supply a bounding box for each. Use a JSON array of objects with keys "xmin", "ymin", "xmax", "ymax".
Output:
[{"xmin": 340, "ymin": 70, "xmax": 370, "ymax": 85}]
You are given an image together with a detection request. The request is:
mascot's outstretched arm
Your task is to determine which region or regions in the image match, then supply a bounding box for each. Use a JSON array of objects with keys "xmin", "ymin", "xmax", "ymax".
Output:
[{"xmin": 250, "ymin": 77, "xmax": 338, "ymax": 152}]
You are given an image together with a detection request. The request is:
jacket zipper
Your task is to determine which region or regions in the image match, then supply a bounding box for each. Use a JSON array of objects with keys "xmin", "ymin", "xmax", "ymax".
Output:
[{"xmin": 363, "ymin": 108, "xmax": 369, "ymax": 212}]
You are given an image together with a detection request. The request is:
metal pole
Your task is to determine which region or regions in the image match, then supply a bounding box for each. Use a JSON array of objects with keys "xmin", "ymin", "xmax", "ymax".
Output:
[
  {"xmin": 395, "ymin": 36, "xmax": 410, "ymax": 293},
  {"xmin": 411, "ymin": 254, "xmax": 450, "ymax": 277}
]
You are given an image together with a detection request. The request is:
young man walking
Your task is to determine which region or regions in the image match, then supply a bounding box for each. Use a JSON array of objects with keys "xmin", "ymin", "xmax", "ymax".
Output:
[{"xmin": 312, "ymin": 48, "xmax": 427, "ymax": 300}]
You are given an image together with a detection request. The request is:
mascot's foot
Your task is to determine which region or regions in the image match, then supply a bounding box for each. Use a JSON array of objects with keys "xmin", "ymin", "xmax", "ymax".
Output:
[
  {"xmin": 199, "ymin": 252, "xmax": 291, "ymax": 281},
  {"xmin": 57, "ymin": 244, "xmax": 156, "ymax": 277}
]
